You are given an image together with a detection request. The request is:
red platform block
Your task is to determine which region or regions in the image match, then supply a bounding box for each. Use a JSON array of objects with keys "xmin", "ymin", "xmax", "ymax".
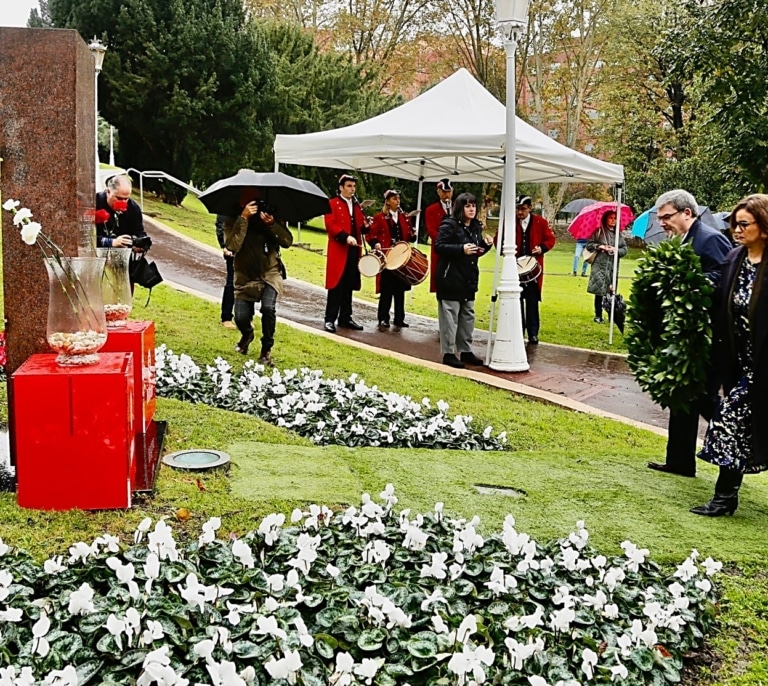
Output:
[
  {"xmin": 12, "ymin": 353, "xmax": 134, "ymax": 510},
  {"xmin": 101, "ymin": 321, "xmax": 156, "ymax": 431}
]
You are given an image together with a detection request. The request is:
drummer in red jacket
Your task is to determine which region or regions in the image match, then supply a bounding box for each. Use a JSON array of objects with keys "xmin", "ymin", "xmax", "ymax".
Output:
[
  {"xmin": 323, "ymin": 174, "xmax": 371, "ymax": 333},
  {"xmin": 424, "ymin": 179, "xmax": 454, "ymax": 293},
  {"xmin": 369, "ymin": 190, "xmax": 416, "ymax": 329},
  {"xmin": 516, "ymin": 195, "xmax": 556, "ymax": 344}
]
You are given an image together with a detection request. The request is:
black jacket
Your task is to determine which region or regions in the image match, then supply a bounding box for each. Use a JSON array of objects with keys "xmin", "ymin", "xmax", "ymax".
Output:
[
  {"xmin": 95, "ymin": 191, "xmax": 147, "ymax": 248},
  {"xmin": 712, "ymin": 247, "xmax": 768, "ymax": 468},
  {"xmin": 434, "ymin": 216, "xmax": 490, "ymax": 301}
]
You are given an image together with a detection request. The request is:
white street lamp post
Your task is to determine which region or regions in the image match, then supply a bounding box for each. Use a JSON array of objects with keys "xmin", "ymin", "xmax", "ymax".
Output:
[
  {"xmin": 489, "ymin": 0, "xmax": 530, "ymax": 372},
  {"xmin": 88, "ymin": 38, "xmax": 107, "ymax": 192}
]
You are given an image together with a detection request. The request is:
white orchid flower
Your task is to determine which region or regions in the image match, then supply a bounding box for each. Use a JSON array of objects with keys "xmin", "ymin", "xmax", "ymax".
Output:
[{"xmin": 2, "ymin": 199, "xmax": 19, "ymax": 211}]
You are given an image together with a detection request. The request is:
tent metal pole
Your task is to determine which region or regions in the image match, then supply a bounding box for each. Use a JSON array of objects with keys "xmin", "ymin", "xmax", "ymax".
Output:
[{"xmin": 485, "ymin": 194, "xmax": 506, "ymax": 365}]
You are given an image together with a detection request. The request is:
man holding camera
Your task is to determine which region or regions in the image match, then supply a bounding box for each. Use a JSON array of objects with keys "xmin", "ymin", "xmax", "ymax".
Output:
[
  {"xmin": 95, "ymin": 174, "xmax": 149, "ymax": 250},
  {"xmin": 223, "ymin": 188, "xmax": 293, "ymax": 365}
]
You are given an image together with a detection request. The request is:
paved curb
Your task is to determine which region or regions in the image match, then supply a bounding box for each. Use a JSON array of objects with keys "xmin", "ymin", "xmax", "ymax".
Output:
[{"xmin": 164, "ymin": 278, "xmax": 666, "ymax": 440}]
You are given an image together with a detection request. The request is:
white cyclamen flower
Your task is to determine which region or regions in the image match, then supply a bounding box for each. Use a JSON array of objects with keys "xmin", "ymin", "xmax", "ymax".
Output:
[
  {"xmin": 42, "ymin": 665, "xmax": 78, "ymax": 686},
  {"xmin": 265, "ymin": 650, "xmax": 302, "ymax": 684},
  {"xmin": 68, "ymin": 583, "xmax": 95, "ymax": 615}
]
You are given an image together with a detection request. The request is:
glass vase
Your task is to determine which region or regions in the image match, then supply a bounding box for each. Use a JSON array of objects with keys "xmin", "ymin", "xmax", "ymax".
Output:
[
  {"xmin": 96, "ymin": 247, "xmax": 133, "ymax": 327},
  {"xmin": 45, "ymin": 256, "xmax": 108, "ymax": 366}
]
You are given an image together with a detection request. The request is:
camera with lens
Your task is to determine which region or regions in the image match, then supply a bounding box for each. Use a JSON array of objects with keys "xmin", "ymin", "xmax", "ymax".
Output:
[{"xmin": 131, "ymin": 235, "xmax": 153, "ymax": 251}]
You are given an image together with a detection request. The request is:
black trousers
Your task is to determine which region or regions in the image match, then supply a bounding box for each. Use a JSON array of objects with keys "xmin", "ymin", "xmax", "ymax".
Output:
[
  {"xmin": 325, "ymin": 250, "xmax": 358, "ymax": 324},
  {"xmin": 221, "ymin": 254, "xmax": 235, "ymax": 322},
  {"xmin": 378, "ymin": 271, "xmax": 407, "ymax": 324},
  {"xmin": 666, "ymin": 392, "xmax": 718, "ymax": 476},
  {"xmin": 234, "ymin": 285, "xmax": 277, "ymax": 352},
  {"xmin": 594, "ymin": 294, "xmax": 602, "ymax": 319},
  {"xmin": 520, "ymin": 282, "xmax": 541, "ymax": 338}
]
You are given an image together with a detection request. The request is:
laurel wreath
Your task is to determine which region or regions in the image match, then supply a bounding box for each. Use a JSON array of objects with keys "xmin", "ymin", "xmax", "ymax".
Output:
[{"xmin": 626, "ymin": 237, "xmax": 715, "ymax": 413}]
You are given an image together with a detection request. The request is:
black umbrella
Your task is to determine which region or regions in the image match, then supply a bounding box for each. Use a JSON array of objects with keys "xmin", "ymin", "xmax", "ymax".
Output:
[
  {"xmin": 560, "ymin": 198, "xmax": 597, "ymax": 214},
  {"xmin": 198, "ymin": 170, "xmax": 330, "ymax": 223}
]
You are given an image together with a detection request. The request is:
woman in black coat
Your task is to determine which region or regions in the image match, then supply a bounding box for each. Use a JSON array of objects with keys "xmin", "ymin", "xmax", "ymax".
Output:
[
  {"xmin": 692, "ymin": 194, "xmax": 768, "ymax": 516},
  {"xmin": 434, "ymin": 193, "xmax": 493, "ymax": 369}
]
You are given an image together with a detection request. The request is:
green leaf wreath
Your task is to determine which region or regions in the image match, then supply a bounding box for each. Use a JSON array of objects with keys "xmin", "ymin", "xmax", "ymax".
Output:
[{"xmin": 626, "ymin": 237, "xmax": 714, "ymax": 413}]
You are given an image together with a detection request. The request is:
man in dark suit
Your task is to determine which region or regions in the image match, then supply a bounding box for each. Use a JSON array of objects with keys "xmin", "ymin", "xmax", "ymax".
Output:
[{"xmin": 647, "ymin": 189, "xmax": 732, "ymax": 477}]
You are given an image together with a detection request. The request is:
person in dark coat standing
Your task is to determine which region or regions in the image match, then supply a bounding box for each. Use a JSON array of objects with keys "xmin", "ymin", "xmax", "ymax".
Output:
[
  {"xmin": 424, "ymin": 179, "xmax": 454, "ymax": 293},
  {"xmin": 691, "ymin": 194, "xmax": 768, "ymax": 516},
  {"xmin": 215, "ymin": 214, "xmax": 236, "ymax": 329},
  {"xmin": 369, "ymin": 190, "xmax": 415, "ymax": 328},
  {"xmin": 323, "ymin": 174, "xmax": 370, "ymax": 333},
  {"xmin": 435, "ymin": 193, "xmax": 493, "ymax": 369},
  {"xmin": 647, "ymin": 189, "xmax": 732, "ymax": 478},
  {"xmin": 515, "ymin": 196, "xmax": 556, "ymax": 344}
]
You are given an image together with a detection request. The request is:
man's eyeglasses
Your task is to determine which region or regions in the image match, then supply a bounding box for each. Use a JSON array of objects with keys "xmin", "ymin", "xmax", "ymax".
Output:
[
  {"xmin": 657, "ymin": 210, "xmax": 681, "ymax": 222},
  {"xmin": 733, "ymin": 221, "xmax": 756, "ymax": 231}
]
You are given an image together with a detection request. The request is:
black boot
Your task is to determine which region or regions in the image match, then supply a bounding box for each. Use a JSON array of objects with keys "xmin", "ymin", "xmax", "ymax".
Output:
[{"xmin": 690, "ymin": 467, "xmax": 744, "ymax": 517}]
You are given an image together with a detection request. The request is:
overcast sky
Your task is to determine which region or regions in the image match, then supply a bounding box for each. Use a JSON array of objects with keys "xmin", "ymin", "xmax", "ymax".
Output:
[{"xmin": 0, "ymin": 0, "xmax": 40, "ymax": 28}]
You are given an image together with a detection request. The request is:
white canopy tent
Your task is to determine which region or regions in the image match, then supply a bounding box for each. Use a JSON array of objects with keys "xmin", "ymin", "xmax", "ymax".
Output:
[{"xmin": 273, "ymin": 68, "xmax": 624, "ymax": 185}]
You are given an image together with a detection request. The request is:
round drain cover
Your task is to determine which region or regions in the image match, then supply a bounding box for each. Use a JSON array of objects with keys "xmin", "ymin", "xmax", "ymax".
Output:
[{"xmin": 162, "ymin": 450, "xmax": 230, "ymax": 470}]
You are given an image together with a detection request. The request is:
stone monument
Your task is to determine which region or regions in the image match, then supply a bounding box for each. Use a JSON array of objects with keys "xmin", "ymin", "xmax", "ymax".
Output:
[{"xmin": 0, "ymin": 28, "xmax": 96, "ymax": 458}]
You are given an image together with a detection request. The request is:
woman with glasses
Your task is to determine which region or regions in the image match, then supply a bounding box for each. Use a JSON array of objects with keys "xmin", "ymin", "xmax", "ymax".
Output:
[
  {"xmin": 434, "ymin": 193, "xmax": 493, "ymax": 368},
  {"xmin": 692, "ymin": 194, "xmax": 768, "ymax": 516}
]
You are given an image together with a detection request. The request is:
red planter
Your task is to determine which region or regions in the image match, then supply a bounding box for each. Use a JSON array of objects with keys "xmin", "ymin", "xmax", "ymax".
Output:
[{"xmin": 12, "ymin": 353, "xmax": 135, "ymax": 510}]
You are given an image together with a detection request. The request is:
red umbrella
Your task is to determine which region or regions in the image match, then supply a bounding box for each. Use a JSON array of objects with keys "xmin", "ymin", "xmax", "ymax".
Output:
[{"xmin": 567, "ymin": 202, "xmax": 634, "ymax": 240}]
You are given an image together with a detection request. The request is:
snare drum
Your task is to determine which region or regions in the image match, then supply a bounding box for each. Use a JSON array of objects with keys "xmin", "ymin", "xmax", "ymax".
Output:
[
  {"xmin": 358, "ymin": 251, "xmax": 386, "ymax": 277},
  {"xmin": 385, "ymin": 241, "xmax": 429, "ymax": 286},
  {"xmin": 517, "ymin": 255, "xmax": 542, "ymax": 284}
]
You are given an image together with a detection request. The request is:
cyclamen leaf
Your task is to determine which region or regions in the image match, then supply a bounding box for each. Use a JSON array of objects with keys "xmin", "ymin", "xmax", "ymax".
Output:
[
  {"xmin": 358, "ymin": 628, "xmax": 386, "ymax": 651},
  {"xmin": 631, "ymin": 647, "xmax": 656, "ymax": 672},
  {"xmin": 406, "ymin": 638, "xmax": 438, "ymax": 658},
  {"xmin": 75, "ymin": 660, "xmax": 104, "ymax": 686}
]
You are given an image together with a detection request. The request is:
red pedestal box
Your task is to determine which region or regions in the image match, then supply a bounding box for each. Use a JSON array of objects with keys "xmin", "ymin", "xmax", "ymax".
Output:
[
  {"xmin": 101, "ymin": 321, "xmax": 156, "ymax": 431},
  {"xmin": 12, "ymin": 353, "xmax": 134, "ymax": 510}
]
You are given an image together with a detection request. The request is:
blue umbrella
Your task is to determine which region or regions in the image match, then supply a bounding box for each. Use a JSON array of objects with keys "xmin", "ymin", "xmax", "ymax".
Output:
[{"xmin": 631, "ymin": 206, "xmax": 720, "ymax": 245}]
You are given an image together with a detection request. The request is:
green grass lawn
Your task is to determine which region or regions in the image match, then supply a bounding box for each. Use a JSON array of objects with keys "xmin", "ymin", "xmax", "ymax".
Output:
[
  {"xmin": 1, "ymin": 193, "xmax": 766, "ymax": 682},
  {"xmin": 140, "ymin": 193, "xmax": 639, "ymax": 352}
]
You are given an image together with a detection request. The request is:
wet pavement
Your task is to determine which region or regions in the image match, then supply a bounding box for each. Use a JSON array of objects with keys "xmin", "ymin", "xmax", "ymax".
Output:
[{"xmin": 146, "ymin": 216, "xmax": 689, "ymax": 436}]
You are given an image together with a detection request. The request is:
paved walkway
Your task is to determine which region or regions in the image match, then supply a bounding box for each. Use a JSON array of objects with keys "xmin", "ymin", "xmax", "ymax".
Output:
[{"xmin": 145, "ymin": 216, "xmax": 692, "ymax": 438}]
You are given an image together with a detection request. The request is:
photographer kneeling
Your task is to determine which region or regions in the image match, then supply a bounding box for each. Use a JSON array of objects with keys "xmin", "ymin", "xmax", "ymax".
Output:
[{"xmin": 223, "ymin": 189, "xmax": 292, "ymax": 366}]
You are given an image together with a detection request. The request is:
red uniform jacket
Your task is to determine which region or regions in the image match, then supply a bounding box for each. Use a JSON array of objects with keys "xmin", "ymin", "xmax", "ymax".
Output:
[
  {"xmin": 515, "ymin": 214, "xmax": 556, "ymax": 293},
  {"xmin": 324, "ymin": 196, "xmax": 368, "ymax": 290},
  {"xmin": 369, "ymin": 210, "xmax": 415, "ymax": 294},
  {"xmin": 424, "ymin": 201, "xmax": 450, "ymax": 293}
]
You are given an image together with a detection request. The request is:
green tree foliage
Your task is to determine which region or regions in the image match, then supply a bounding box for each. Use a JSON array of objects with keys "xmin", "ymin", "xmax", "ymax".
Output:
[
  {"xmin": 682, "ymin": 0, "xmax": 768, "ymax": 192},
  {"xmin": 258, "ymin": 21, "xmax": 401, "ymax": 196},
  {"xmin": 47, "ymin": 0, "xmax": 275, "ymax": 202}
]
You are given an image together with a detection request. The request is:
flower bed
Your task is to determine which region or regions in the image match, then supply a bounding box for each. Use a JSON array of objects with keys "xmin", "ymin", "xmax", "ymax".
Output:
[
  {"xmin": 0, "ymin": 488, "xmax": 720, "ymax": 685},
  {"xmin": 155, "ymin": 346, "xmax": 506, "ymax": 450}
]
